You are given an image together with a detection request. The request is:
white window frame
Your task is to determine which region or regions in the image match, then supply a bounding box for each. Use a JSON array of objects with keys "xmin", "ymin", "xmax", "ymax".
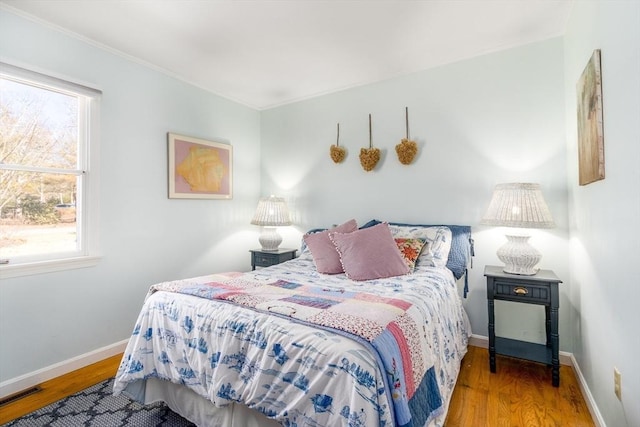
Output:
[{"xmin": 0, "ymin": 62, "xmax": 101, "ymax": 279}]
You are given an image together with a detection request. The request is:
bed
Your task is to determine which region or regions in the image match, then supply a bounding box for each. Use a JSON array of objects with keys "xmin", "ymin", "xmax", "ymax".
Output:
[{"xmin": 113, "ymin": 220, "xmax": 473, "ymax": 427}]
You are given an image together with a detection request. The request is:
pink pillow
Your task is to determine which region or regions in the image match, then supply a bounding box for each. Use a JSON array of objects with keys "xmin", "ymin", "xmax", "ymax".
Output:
[
  {"xmin": 303, "ymin": 219, "xmax": 358, "ymax": 274},
  {"xmin": 330, "ymin": 222, "xmax": 410, "ymax": 281}
]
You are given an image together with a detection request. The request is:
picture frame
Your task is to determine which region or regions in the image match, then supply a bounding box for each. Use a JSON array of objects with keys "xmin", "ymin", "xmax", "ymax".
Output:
[
  {"xmin": 168, "ymin": 133, "xmax": 232, "ymax": 199},
  {"xmin": 576, "ymin": 49, "xmax": 605, "ymax": 186}
]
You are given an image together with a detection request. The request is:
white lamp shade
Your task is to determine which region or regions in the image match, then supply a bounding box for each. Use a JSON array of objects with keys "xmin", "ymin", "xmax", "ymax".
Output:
[
  {"xmin": 251, "ymin": 195, "xmax": 291, "ymax": 226},
  {"xmin": 481, "ymin": 183, "xmax": 555, "ymax": 229}
]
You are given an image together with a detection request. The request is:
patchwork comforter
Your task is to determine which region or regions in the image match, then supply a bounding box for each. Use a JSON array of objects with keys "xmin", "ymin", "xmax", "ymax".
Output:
[{"xmin": 113, "ymin": 258, "xmax": 470, "ymax": 427}]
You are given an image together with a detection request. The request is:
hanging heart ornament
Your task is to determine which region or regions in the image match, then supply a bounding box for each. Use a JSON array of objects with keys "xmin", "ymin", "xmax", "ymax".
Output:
[
  {"xmin": 395, "ymin": 107, "xmax": 418, "ymax": 165},
  {"xmin": 396, "ymin": 138, "xmax": 417, "ymax": 165},
  {"xmin": 360, "ymin": 114, "xmax": 380, "ymax": 172},
  {"xmin": 330, "ymin": 123, "xmax": 346, "ymax": 163}
]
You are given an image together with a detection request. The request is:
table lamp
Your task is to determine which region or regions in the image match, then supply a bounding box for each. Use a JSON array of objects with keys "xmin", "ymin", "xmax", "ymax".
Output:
[
  {"xmin": 481, "ymin": 183, "xmax": 555, "ymax": 275},
  {"xmin": 250, "ymin": 195, "xmax": 292, "ymax": 251}
]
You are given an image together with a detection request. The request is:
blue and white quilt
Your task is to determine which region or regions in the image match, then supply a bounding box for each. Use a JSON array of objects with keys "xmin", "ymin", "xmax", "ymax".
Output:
[{"xmin": 113, "ymin": 258, "xmax": 470, "ymax": 427}]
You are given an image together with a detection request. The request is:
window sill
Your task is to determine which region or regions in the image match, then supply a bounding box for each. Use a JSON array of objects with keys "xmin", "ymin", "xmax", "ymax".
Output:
[{"xmin": 0, "ymin": 256, "xmax": 101, "ymax": 279}]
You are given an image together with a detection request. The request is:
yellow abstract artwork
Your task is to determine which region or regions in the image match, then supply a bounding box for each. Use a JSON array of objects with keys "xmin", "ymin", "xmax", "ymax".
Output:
[
  {"xmin": 176, "ymin": 146, "xmax": 226, "ymax": 192},
  {"xmin": 168, "ymin": 133, "xmax": 232, "ymax": 199}
]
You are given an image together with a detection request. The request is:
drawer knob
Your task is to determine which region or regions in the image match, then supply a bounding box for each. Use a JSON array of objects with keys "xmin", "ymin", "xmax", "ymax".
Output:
[{"xmin": 514, "ymin": 287, "xmax": 529, "ymax": 295}]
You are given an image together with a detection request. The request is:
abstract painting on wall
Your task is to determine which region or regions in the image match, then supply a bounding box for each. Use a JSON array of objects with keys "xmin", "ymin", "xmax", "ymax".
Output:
[
  {"xmin": 168, "ymin": 133, "xmax": 232, "ymax": 199},
  {"xmin": 576, "ymin": 49, "xmax": 605, "ymax": 186}
]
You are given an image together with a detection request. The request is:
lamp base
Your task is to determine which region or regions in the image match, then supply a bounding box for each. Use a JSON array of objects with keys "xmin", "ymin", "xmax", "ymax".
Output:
[
  {"xmin": 258, "ymin": 227, "xmax": 282, "ymax": 251},
  {"xmin": 497, "ymin": 234, "xmax": 541, "ymax": 275}
]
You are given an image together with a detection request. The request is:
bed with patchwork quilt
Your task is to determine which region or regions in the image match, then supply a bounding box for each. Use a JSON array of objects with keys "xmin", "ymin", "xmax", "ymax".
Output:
[{"xmin": 113, "ymin": 221, "xmax": 472, "ymax": 427}]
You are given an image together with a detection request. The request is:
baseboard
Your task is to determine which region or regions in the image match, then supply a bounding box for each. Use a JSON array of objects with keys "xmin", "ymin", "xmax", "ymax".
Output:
[
  {"xmin": 0, "ymin": 339, "xmax": 128, "ymax": 399},
  {"xmin": 469, "ymin": 334, "xmax": 605, "ymax": 427},
  {"xmin": 570, "ymin": 353, "xmax": 606, "ymax": 427}
]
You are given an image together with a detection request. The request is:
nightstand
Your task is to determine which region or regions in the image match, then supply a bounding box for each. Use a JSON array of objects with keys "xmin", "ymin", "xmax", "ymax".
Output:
[
  {"xmin": 250, "ymin": 248, "xmax": 297, "ymax": 270},
  {"xmin": 484, "ymin": 265, "xmax": 562, "ymax": 387}
]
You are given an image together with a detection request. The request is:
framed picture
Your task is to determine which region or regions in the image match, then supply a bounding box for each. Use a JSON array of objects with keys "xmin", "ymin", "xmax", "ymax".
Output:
[
  {"xmin": 168, "ymin": 133, "xmax": 232, "ymax": 199},
  {"xmin": 576, "ymin": 49, "xmax": 605, "ymax": 186}
]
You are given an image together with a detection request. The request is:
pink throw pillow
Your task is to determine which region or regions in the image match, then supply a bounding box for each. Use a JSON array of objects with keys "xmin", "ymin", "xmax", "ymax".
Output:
[
  {"xmin": 330, "ymin": 222, "xmax": 410, "ymax": 281},
  {"xmin": 304, "ymin": 219, "xmax": 358, "ymax": 274}
]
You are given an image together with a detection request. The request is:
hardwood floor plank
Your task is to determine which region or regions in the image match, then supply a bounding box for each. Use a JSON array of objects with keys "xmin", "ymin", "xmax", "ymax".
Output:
[
  {"xmin": 486, "ymin": 390, "xmax": 510, "ymax": 426},
  {"xmin": 1, "ymin": 346, "xmax": 595, "ymax": 426}
]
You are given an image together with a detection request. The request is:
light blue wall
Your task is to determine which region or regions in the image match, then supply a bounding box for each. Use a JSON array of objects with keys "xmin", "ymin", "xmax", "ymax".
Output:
[
  {"xmin": 261, "ymin": 38, "xmax": 570, "ymax": 354},
  {"xmin": 564, "ymin": 1, "xmax": 640, "ymax": 426},
  {"xmin": 0, "ymin": 10, "xmax": 261, "ymax": 382}
]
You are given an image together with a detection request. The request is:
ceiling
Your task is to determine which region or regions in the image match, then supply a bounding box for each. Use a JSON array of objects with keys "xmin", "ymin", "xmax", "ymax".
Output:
[{"xmin": 1, "ymin": 0, "xmax": 573, "ymax": 110}]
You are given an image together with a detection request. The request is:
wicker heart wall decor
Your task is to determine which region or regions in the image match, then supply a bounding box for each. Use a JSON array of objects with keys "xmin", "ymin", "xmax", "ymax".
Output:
[
  {"xmin": 330, "ymin": 123, "xmax": 346, "ymax": 163},
  {"xmin": 396, "ymin": 107, "xmax": 418, "ymax": 165},
  {"xmin": 360, "ymin": 114, "xmax": 381, "ymax": 172}
]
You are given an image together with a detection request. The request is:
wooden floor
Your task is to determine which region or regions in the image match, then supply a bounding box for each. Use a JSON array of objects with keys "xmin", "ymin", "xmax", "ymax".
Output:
[
  {"xmin": 445, "ymin": 346, "xmax": 595, "ymax": 426},
  {"xmin": 1, "ymin": 346, "xmax": 595, "ymax": 426},
  {"xmin": 0, "ymin": 353, "xmax": 121, "ymax": 425}
]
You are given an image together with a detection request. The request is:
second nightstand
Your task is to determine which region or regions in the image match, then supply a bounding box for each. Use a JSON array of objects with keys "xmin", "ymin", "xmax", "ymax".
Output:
[
  {"xmin": 484, "ymin": 265, "xmax": 562, "ymax": 387},
  {"xmin": 250, "ymin": 248, "xmax": 297, "ymax": 270}
]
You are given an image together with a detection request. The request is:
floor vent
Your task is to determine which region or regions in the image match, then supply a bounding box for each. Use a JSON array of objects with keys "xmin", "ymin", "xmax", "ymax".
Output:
[{"xmin": 0, "ymin": 386, "xmax": 42, "ymax": 406}]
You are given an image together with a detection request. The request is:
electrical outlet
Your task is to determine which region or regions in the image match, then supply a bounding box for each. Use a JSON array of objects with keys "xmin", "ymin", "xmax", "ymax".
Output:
[{"xmin": 614, "ymin": 367, "xmax": 622, "ymax": 400}]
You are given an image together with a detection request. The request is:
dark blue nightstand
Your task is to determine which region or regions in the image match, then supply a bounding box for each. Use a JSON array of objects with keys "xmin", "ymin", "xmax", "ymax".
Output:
[{"xmin": 484, "ymin": 265, "xmax": 562, "ymax": 387}]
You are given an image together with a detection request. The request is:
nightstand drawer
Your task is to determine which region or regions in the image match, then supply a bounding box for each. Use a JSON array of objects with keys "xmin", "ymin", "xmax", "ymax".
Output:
[
  {"xmin": 255, "ymin": 253, "xmax": 278, "ymax": 266},
  {"xmin": 250, "ymin": 248, "xmax": 297, "ymax": 270},
  {"xmin": 493, "ymin": 280, "xmax": 550, "ymax": 304}
]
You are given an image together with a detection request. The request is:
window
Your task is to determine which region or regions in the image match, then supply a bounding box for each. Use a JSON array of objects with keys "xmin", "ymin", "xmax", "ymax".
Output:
[{"xmin": 0, "ymin": 63, "xmax": 101, "ymax": 278}]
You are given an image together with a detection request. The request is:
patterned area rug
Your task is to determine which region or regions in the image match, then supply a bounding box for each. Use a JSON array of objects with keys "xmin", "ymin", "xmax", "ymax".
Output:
[{"xmin": 2, "ymin": 378, "xmax": 196, "ymax": 427}]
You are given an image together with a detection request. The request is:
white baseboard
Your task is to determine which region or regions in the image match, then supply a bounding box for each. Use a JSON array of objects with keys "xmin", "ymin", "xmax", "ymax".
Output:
[
  {"xmin": 0, "ymin": 339, "xmax": 128, "ymax": 399},
  {"xmin": 570, "ymin": 353, "xmax": 606, "ymax": 427},
  {"xmin": 469, "ymin": 334, "xmax": 605, "ymax": 427}
]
